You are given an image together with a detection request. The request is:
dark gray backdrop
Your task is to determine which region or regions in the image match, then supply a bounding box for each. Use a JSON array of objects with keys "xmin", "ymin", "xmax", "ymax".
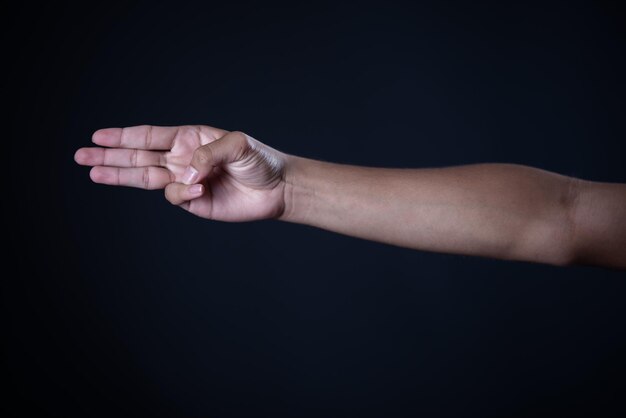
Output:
[{"xmin": 5, "ymin": 1, "xmax": 626, "ymax": 417}]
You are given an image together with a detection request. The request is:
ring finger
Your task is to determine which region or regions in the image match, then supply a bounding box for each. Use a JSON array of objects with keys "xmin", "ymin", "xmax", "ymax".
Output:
[{"xmin": 89, "ymin": 166, "xmax": 173, "ymax": 190}]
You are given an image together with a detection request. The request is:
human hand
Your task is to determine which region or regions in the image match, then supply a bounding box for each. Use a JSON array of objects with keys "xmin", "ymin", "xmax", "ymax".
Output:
[{"xmin": 75, "ymin": 125, "xmax": 288, "ymax": 221}]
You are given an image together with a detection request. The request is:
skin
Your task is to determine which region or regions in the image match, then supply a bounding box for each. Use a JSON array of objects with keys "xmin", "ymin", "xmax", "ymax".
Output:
[{"xmin": 75, "ymin": 124, "xmax": 626, "ymax": 269}]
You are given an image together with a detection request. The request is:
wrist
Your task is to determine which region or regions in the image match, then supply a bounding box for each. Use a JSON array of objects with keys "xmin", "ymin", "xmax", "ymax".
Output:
[{"xmin": 278, "ymin": 155, "xmax": 315, "ymax": 224}]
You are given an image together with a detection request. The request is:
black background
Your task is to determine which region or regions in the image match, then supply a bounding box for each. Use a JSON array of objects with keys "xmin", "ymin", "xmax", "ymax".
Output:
[{"xmin": 5, "ymin": 1, "xmax": 626, "ymax": 417}]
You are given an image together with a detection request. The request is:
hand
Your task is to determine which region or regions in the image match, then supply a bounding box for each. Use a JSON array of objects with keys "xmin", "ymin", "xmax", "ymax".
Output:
[{"xmin": 74, "ymin": 125, "xmax": 288, "ymax": 221}]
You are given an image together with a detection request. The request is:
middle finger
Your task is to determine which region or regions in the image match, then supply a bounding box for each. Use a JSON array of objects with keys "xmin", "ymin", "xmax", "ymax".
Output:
[{"xmin": 75, "ymin": 147, "xmax": 164, "ymax": 168}]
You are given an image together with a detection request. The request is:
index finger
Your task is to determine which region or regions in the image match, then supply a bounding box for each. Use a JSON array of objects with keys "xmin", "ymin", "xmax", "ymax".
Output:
[{"xmin": 92, "ymin": 125, "xmax": 180, "ymax": 150}]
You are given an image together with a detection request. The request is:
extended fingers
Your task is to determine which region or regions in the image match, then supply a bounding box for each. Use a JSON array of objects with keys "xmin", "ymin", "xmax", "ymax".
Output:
[
  {"xmin": 90, "ymin": 166, "xmax": 173, "ymax": 190},
  {"xmin": 74, "ymin": 147, "xmax": 163, "ymax": 167},
  {"xmin": 92, "ymin": 125, "xmax": 180, "ymax": 150},
  {"xmin": 92, "ymin": 125, "xmax": 230, "ymax": 150}
]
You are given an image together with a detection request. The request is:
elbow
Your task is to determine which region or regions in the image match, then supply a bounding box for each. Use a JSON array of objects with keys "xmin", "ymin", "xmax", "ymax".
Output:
[
  {"xmin": 551, "ymin": 179, "xmax": 626, "ymax": 271},
  {"xmin": 518, "ymin": 176, "xmax": 582, "ymax": 268},
  {"xmin": 548, "ymin": 177, "xmax": 583, "ymax": 267},
  {"xmin": 517, "ymin": 176, "xmax": 625, "ymax": 270}
]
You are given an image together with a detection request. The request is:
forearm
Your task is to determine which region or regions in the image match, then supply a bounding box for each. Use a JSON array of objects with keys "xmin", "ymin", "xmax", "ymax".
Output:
[{"xmin": 280, "ymin": 157, "xmax": 581, "ymax": 265}]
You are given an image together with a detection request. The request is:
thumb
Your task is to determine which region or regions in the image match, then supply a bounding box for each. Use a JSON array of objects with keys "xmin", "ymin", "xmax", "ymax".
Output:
[{"xmin": 181, "ymin": 131, "xmax": 250, "ymax": 185}]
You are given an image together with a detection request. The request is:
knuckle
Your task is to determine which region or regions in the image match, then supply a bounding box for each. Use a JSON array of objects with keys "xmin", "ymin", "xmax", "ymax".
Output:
[
  {"xmin": 130, "ymin": 149, "xmax": 138, "ymax": 167},
  {"xmin": 228, "ymin": 131, "xmax": 250, "ymax": 157},
  {"xmin": 229, "ymin": 131, "xmax": 248, "ymax": 146},
  {"xmin": 142, "ymin": 167, "xmax": 150, "ymax": 189},
  {"xmin": 193, "ymin": 146, "xmax": 213, "ymax": 166},
  {"xmin": 229, "ymin": 130, "xmax": 246, "ymax": 139},
  {"xmin": 180, "ymin": 125, "xmax": 201, "ymax": 142},
  {"xmin": 145, "ymin": 125, "xmax": 153, "ymax": 149}
]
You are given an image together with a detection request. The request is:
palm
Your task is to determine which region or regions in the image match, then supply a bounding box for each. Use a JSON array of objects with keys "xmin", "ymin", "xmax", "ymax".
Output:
[
  {"xmin": 162, "ymin": 128, "xmax": 206, "ymax": 180},
  {"xmin": 75, "ymin": 125, "xmax": 286, "ymax": 221}
]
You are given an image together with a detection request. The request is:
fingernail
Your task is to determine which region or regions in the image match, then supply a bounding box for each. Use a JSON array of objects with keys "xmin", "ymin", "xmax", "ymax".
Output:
[
  {"xmin": 182, "ymin": 167, "xmax": 199, "ymax": 185},
  {"xmin": 189, "ymin": 184, "xmax": 203, "ymax": 195}
]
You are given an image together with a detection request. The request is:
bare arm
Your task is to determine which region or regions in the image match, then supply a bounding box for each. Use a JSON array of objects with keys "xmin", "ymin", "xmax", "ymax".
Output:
[
  {"xmin": 280, "ymin": 157, "xmax": 626, "ymax": 268},
  {"xmin": 75, "ymin": 125, "xmax": 626, "ymax": 269}
]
